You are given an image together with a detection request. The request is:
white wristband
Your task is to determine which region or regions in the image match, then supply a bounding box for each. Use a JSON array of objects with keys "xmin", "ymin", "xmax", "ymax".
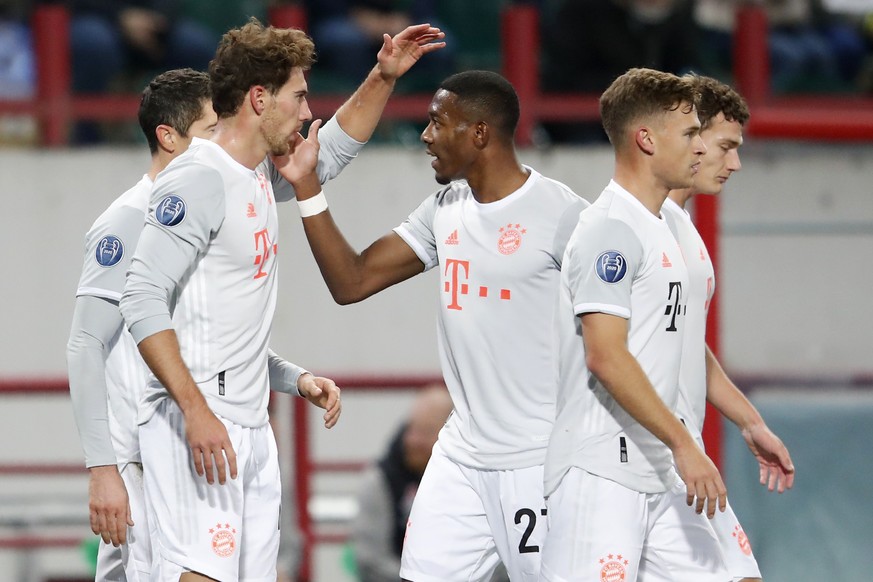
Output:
[{"xmin": 297, "ymin": 191, "xmax": 328, "ymax": 218}]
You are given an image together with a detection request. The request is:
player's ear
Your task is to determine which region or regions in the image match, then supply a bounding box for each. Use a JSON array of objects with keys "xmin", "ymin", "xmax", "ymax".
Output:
[
  {"xmin": 472, "ymin": 121, "xmax": 489, "ymax": 149},
  {"xmin": 155, "ymin": 124, "xmax": 176, "ymax": 153},
  {"xmin": 250, "ymin": 86, "xmax": 267, "ymax": 115},
  {"xmin": 635, "ymin": 126, "xmax": 655, "ymax": 156}
]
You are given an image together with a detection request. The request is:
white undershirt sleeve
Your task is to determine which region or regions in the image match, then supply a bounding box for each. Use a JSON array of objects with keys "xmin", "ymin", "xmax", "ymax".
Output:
[{"xmin": 67, "ymin": 295, "xmax": 124, "ymax": 467}]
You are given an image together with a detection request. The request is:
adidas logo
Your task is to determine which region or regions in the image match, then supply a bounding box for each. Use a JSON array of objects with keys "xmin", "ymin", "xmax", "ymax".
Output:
[
  {"xmin": 445, "ymin": 230, "xmax": 459, "ymax": 245},
  {"xmin": 661, "ymin": 252, "xmax": 672, "ymax": 268},
  {"xmin": 246, "ymin": 203, "xmax": 257, "ymax": 218}
]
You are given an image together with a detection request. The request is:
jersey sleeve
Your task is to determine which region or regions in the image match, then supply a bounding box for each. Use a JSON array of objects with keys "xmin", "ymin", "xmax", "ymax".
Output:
[
  {"xmin": 564, "ymin": 217, "xmax": 643, "ymax": 319},
  {"xmin": 271, "ymin": 116, "xmax": 366, "ymax": 202},
  {"xmin": 267, "ymin": 349, "xmax": 309, "ymax": 396},
  {"xmin": 76, "ymin": 204, "xmax": 146, "ymax": 302},
  {"xmin": 120, "ymin": 164, "xmax": 226, "ymax": 344},
  {"xmin": 392, "ymin": 190, "xmax": 443, "ymax": 272},
  {"xmin": 552, "ymin": 197, "xmax": 591, "ymax": 269},
  {"xmin": 67, "ymin": 295, "xmax": 125, "ymax": 467}
]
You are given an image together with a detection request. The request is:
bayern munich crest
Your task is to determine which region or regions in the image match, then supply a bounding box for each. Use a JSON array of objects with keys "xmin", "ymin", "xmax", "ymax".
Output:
[
  {"xmin": 497, "ymin": 223, "xmax": 526, "ymax": 255},
  {"xmin": 595, "ymin": 250, "xmax": 627, "ymax": 283},
  {"xmin": 599, "ymin": 553, "xmax": 629, "ymax": 582},
  {"xmin": 95, "ymin": 235, "xmax": 123, "ymax": 267},
  {"xmin": 209, "ymin": 523, "xmax": 237, "ymax": 558},
  {"xmin": 155, "ymin": 194, "xmax": 186, "ymax": 227},
  {"xmin": 733, "ymin": 524, "xmax": 753, "ymax": 556}
]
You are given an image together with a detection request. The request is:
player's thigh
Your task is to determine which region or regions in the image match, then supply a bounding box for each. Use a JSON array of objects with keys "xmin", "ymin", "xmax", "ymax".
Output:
[
  {"xmin": 541, "ymin": 468, "xmax": 647, "ymax": 582},
  {"xmin": 400, "ymin": 443, "xmax": 502, "ymax": 582},
  {"xmin": 641, "ymin": 481, "xmax": 729, "ymax": 582},
  {"xmin": 119, "ymin": 462, "xmax": 151, "ymax": 581},
  {"xmin": 140, "ymin": 400, "xmax": 246, "ymax": 581},
  {"xmin": 709, "ymin": 500, "xmax": 761, "ymax": 581},
  {"xmin": 482, "ymin": 464, "xmax": 547, "ymax": 582},
  {"xmin": 237, "ymin": 422, "xmax": 282, "ymax": 582}
]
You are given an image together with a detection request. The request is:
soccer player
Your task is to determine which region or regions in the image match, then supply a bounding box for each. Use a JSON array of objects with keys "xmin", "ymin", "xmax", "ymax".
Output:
[
  {"xmin": 540, "ymin": 68, "xmax": 729, "ymax": 582},
  {"xmin": 118, "ymin": 20, "xmax": 445, "ymax": 581},
  {"xmin": 67, "ymin": 67, "xmax": 353, "ymax": 581},
  {"xmin": 662, "ymin": 74, "xmax": 795, "ymax": 582},
  {"xmin": 276, "ymin": 70, "xmax": 589, "ymax": 582}
]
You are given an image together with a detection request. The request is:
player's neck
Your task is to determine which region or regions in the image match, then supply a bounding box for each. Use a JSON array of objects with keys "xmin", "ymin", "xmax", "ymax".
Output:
[
  {"xmin": 668, "ymin": 188, "xmax": 694, "ymax": 209},
  {"xmin": 467, "ymin": 153, "xmax": 528, "ymax": 204},
  {"xmin": 148, "ymin": 153, "xmax": 168, "ymax": 181},
  {"xmin": 211, "ymin": 118, "xmax": 268, "ymax": 170},
  {"xmin": 613, "ymin": 164, "xmax": 670, "ymax": 216}
]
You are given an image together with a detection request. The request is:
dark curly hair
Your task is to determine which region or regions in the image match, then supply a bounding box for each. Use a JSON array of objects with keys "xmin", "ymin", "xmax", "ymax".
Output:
[{"xmin": 685, "ymin": 74, "xmax": 750, "ymax": 130}]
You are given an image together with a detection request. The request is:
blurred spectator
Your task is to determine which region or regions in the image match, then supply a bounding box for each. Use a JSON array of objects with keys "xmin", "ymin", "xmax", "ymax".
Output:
[
  {"xmin": 350, "ymin": 384, "xmax": 453, "ymax": 582},
  {"xmin": 303, "ymin": 0, "xmax": 454, "ymax": 87},
  {"xmin": 696, "ymin": 0, "xmax": 868, "ymax": 92},
  {"xmin": 0, "ymin": 0, "xmax": 34, "ymax": 100},
  {"xmin": 542, "ymin": 0, "xmax": 702, "ymax": 142},
  {"xmin": 349, "ymin": 384, "xmax": 508, "ymax": 581},
  {"xmin": 37, "ymin": 0, "xmax": 219, "ymax": 142}
]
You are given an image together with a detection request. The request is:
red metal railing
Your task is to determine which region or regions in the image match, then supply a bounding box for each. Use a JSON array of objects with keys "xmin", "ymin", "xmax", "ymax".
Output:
[{"xmin": 3, "ymin": 5, "xmax": 872, "ymax": 147}]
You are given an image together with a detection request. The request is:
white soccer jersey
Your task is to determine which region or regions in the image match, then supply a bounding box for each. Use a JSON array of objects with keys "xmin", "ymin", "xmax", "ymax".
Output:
[
  {"xmin": 75, "ymin": 175, "xmax": 153, "ymax": 464},
  {"xmin": 122, "ymin": 119, "xmax": 363, "ymax": 428},
  {"xmin": 544, "ymin": 180, "xmax": 689, "ymax": 495},
  {"xmin": 394, "ymin": 167, "xmax": 588, "ymax": 470},
  {"xmin": 662, "ymin": 197, "xmax": 715, "ymax": 436},
  {"xmin": 124, "ymin": 140, "xmax": 281, "ymax": 427}
]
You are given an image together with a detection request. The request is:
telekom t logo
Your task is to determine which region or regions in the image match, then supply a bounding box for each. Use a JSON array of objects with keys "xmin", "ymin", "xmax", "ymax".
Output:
[
  {"xmin": 253, "ymin": 228, "xmax": 277, "ymax": 279},
  {"xmin": 444, "ymin": 258, "xmax": 511, "ymax": 310},
  {"xmin": 444, "ymin": 258, "xmax": 470, "ymax": 310}
]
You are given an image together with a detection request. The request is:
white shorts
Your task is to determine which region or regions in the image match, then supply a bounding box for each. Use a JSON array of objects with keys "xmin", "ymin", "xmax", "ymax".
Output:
[
  {"xmin": 95, "ymin": 462, "xmax": 151, "ymax": 582},
  {"xmin": 541, "ymin": 467, "xmax": 729, "ymax": 582},
  {"xmin": 400, "ymin": 441, "xmax": 546, "ymax": 582},
  {"xmin": 711, "ymin": 501, "xmax": 761, "ymax": 581},
  {"xmin": 685, "ymin": 434, "xmax": 761, "ymax": 581},
  {"xmin": 140, "ymin": 399, "xmax": 281, "ymax": 582}
]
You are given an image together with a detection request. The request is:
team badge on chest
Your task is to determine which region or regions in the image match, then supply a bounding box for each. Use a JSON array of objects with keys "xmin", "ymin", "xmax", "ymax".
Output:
[{"xmin": 497, "ymin": 223, "xmax": 526, "ymax": 255}]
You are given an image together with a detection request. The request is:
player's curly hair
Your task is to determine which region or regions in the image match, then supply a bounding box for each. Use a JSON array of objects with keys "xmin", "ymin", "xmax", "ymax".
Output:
[
  {"xmin": 139, "ymin": 68, "xmax": 211, "ymax": 154},
  {"xmin": 685, "ymin": 74, "xmax": 750, "ymax": 130},
  {"xmin": 209, "ymin": 18, "xmax": 316, "ymax": 119},
  {"xmin": 600, "ymin": 68, "xmax": 699, "ymax": 148}
]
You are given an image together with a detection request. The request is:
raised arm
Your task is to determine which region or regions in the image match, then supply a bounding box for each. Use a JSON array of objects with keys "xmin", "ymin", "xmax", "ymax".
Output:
[
  {"xmin": 273, "ymin": 120, "xmax": 426, "ymax": 304},
  {"xmin": 334, "ymin": 23, "xmax": 445, "ymax": 142},
  {"xmin": 581, "ymin": 312, "xmax": 727, "ymax": 518},
  {"xmin": 704, "ymin": 344, "xmax": 795, "ymax": 492}
]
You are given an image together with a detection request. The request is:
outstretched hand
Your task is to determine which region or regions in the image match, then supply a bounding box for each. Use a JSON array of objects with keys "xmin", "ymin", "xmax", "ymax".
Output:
[
  {"xmin": 298, "ymin": 373, "xmax": 342, "ymax": 428},
  {"xmin": 742, "ymin": 423, "xmax": 795, "ymax": 493},
  {"xmin": 376, "ymin": 23, "xmax": 446, "ymax": 81},
  {"xmin": 272, "ymin": 119, "xmax": 322, "ymax": 186}
]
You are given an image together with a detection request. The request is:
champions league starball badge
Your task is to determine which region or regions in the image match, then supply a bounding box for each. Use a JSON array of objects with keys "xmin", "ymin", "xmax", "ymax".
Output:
[
  {"xmin": 595, "ymin": 250, "xmax": 627, "ymax": 283},
  {"xmin": 95, "ymin": 235, "xmax": 123, "ymax": 267},
  {"xmin": 155, "ymin": 194, "xmax": 187, "ymax": 227}
]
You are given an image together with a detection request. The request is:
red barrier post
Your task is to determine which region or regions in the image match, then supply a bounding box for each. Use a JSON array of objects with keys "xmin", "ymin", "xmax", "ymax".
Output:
[
  {"xmin": 268, "ymin": 4, "xmax": 308, "ymax": 30},
  {"xmin": 32, "ymin": 5, "xmax": 72, "ymax": 147},
  {"xmin": 293, "ymin": 396, "xmax": 314, "ymax": 581},
  {"xmin": 693, "ymin": 196, "xmax": 723, "ymax": 466},
  {"xmin": 733, "ymin": 5, "xmax": 770, "ymax": 105},
  {"xmin": 501, "ymin": 5, "xmax": 540, "ymax": 146}
]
